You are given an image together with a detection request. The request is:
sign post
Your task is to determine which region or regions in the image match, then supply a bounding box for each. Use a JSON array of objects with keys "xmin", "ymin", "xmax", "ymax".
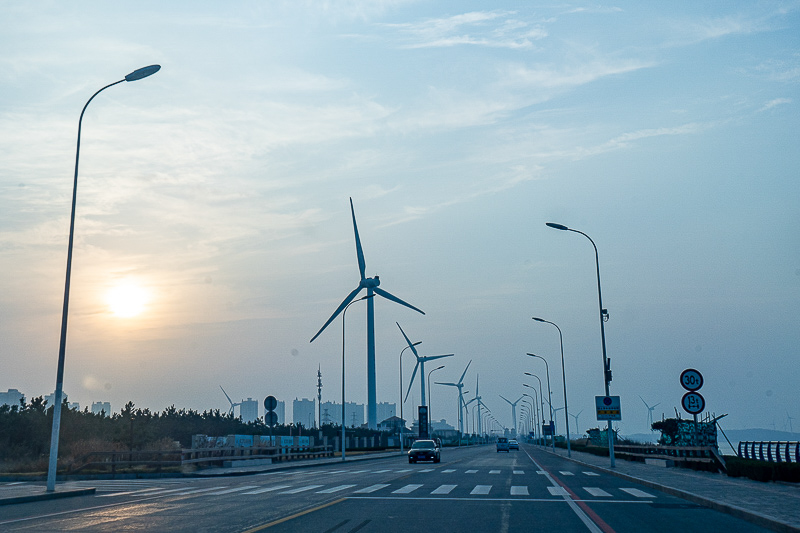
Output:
[
  {"xmin": 679, "ymin": 369, "xmax": 705, "ymax": 445},
  {"xmin": 418, "ymin": 406, "xmax": 429, "ymax": 439},
  {"xmin": 264, "ymin": 395, "xmax": 278, "ymax": 446}
]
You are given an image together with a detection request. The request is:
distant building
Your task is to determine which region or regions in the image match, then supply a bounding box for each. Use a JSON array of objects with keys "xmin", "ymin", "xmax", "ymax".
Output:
[
  {"xmin": 45, "ymin": 392, "xmax": 77, "ymax": 410},
  {"xmin": 378, "ymin": 415, "xmax": 406, "ymax": 433},
  {"xmin": 0, "ymin": 389, "xmax": 24, "ymax": 408},
  {"xmin": 276, "ymin": 400, "xmax": 285, "ymax": 425},
  {"xmin": 376, "ymin": 402, "xmax": 396, "ymax": 423},
  {"xmin": 91, "ymin": 401, "xmax": 111, "ymax": 416},
  {"xmin": 293, "ymin": 398, "xmax": 316, "ymax": 428},
  {"xmin": 431, "ymin": 419, "xmax": 455, "ymax": 432},
  {"xmin": 240, "ymin": 398, "xmax": 258, "ymax": 423},
  {"xmin": 321, "ymin": 401, "xmax": 364, "ymax": 427}
]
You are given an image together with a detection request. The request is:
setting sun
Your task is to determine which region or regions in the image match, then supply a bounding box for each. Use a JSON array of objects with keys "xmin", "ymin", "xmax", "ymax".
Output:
[{"xmin": 106, "ymin": 282, "xmax": 149, "ymax": 318}]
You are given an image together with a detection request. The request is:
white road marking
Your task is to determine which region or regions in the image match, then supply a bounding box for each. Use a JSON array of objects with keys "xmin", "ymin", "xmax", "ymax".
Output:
[
  {"xmin": 353, "ymin": 484, "xmax": 390, "ymax": 494},
  {"xmin": 465, "ymin": 469, "xmax": 478, "ymax": 474},
  {"xmin": 174, "ymin": 486, "xmax": 228, "ymax": 496},
  {"xmin": 489, "ymin": 470, "xmax": 501, "ymax": 474},
  {"xmin": 431, "ymin": 484, "xmax": 457, "ymax": 495},
  {"xmin": 241, "ymin": 485, "xmax": 290, "ymax": 494},
  {"xmin": 394, "ymin": 469, "xmax": 413, "ymax": 473},
  {"xmin": 584, "ymin": 487, "xmax": 612, "ymax": 497},
  {"xmin": 547, "ymin": 486, "xmax": 569, "ymax": 496},
  {"xmin": 513, "ymin": 470, "xmax": 524, "ymax": 474},
  {"xmin": 316, "ymin": 484, "xmax": 356, "ymax": 494},
  {"xmin": 442, "ymin": 469, "xmax": 456, "ymax": 473},
  {"xmin": 206, "ymin": 486, "xmax": 258, "ymax": 496},
  {"xmin": 470, "ymin": 485, "xmax": 492, "ymax": 495},
  {"xmin": 510, "ymin": 486, "xmax": 529, "ymax": 496},
  {"xmin": 96, "ymin": 487, "xmax": 181, "ymax": 498},
  {"xmin": 620, "ymin": 488, "xmax": 656, "ymax": 498},
  {"xmin": 536, "ymin": 471, "xmax": 547, "ymax": 474},
  {"xmin": 583, "ymin": 471, "xmax": 600, "ymax": 476},
  {"xmin": 373, "ymin": 469, "xmax": 391, "ymax": 473},
  {"xmin": 392, "ymin": 484, "xmax": 423, "ymax": 494},
  {"xmin": 419, "ymin": 468, "xmax": 434, "ymax": 472},
  {"xmin": 279, "ymin": 485, "xmax": 324, "ymax": 494},
  {"xmin": 559, "ymin": 471, "xmax": 575, "ymax": 476}
]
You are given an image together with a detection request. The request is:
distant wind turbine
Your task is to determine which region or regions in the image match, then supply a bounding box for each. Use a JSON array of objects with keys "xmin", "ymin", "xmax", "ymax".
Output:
[
  {"xmin": 398, "ymin": 323, "xmax": 453, "ymax": 406},
  {"xmin": 436, "ymin": 360, "xmax": 472, "ymax": 435},
  {"xmin": 220, "ymin": 386, "xmax": 242, "ymax": 416},
  {"xmin": 499, "ymin": 395, "xmax": 524, "ymax": 437},
  {"xmin": 569, "ymin": 409, "xmax": 584, "ymax": 439},
  {"xmin": 310, "ymin": 198, "xmax": 425, "ymax": 429},
  {"xmin": 639, "ymin": 396, "xmax": 660, "ymax": 430}
]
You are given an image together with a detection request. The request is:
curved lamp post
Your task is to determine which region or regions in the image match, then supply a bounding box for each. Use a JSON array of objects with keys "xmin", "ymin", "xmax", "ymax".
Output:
[
  {"xmin": 399, "ymin": 340, "xmax": 422, "ymax": 453},
  {"xmin": 546, "ymin": 222, "xmax": 615, "ymax": 466},
  {"xmin": 521, "ymin": 394, "xmax": 537, "ymax": 441},
  {"xmin": 527, "ymin": 353, "xmax": 555, "ymax": 452},
  {"xmin": 342, "ymin": 294, "xmax": 374, "ymax": 461},
  {"xmin": 47, "ymin": 65, "xmax": 161, "ymax": 492},
  {"xmin": 523, "ymin": 375, "xmax": 545, "ymax": 436},
  {"xmin": 427, "ymin": 365, "xmax": 445, "ymax": 437},
  {"xmin": 533, "ymin": 317, "xmax": 571, "ymax": 457}
]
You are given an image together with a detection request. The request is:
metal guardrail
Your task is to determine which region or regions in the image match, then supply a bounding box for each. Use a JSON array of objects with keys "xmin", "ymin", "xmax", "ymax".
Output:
[
  {"xmin": 70, "ymin": 450, "xmax": 182, "ymax": 474},
  {"xmin": 738, "ymin": 441, "xmax": 800, "ymax": 463},
  {"xmin": 613, "ymin": 444, "xmax": 726, "ymax": 470}
]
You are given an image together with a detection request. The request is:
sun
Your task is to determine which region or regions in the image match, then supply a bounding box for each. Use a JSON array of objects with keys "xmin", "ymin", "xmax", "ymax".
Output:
[{"xmin": 106, "ymin": 281, "xmax": 149, "ymax": 318}]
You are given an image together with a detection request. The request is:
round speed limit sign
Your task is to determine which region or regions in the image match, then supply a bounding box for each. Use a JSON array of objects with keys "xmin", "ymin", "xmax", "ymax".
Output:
[
  {"xmin": 680, "ymin": 369, "xmax": 704, "ymax": 391},
  {"xmin": 682, "ymin": 391, "xmax": 705, "ymax": 415}
]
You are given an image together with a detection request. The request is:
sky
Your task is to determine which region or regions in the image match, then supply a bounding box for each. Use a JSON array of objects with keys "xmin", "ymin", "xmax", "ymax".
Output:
[{"xmin": 1, "ymin": 1, "xmax": 798, "ymax": 437}]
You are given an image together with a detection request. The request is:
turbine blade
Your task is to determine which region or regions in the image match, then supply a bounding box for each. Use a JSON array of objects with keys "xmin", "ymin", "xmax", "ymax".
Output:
[
  {"xmin": 404, "ymin": 361, "xmax": 420, "ymax": 402},
  {"xmin": 458, "ymin": 360, "xmax": 472, "ymax": 385},
  {"xmin": 310, "ymin": 286, "xmax": 363, "ymax": 342},
  {"xmin": 395, "ymin": 322, "xmax": 420, "ymax": 357},
  {"xmin": 374, "ymin": 287, "xmax": 425, "ymax": 315},
  {"xmin": 423, "ymin": 353, "xmax": 454, "ymax": 362},
  {"xmin": 436, "ymin": 382, "xmax": 459, "ymax": 387},
  {"xmin": 220, "ymin": 386, "xmax": 234, "ymax": 406},
  {"xmin": 350, "ymin": 198, "xmax": 367, "ymax": 281},
  {"xmin": 499, "ymin": 394, "xmax": 512, "ymax": 405}
]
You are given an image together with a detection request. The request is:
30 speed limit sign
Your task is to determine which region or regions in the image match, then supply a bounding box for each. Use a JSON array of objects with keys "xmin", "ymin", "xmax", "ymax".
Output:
[{"xmin": 680, "ymin": 369, "xmax": 703, "ymax": 391}]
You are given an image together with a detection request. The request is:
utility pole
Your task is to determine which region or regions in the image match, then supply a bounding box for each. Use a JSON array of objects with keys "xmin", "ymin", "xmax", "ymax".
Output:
[{"xmin": 317, "ymin": 365, "xmax": 323, "ymax": 429}]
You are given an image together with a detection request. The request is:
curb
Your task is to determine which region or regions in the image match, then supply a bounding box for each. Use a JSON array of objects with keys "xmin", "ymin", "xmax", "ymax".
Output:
[
  {"xmin": 541, "ymin": 448, "xmax": 800, "ymax": 533},
  {"xmin": 189, "ymin": 451, "xmax": 405, "ymax": 478},
  {"xmin": 0, "ymin": 487, "xmax": 96, "ymax": 506}
]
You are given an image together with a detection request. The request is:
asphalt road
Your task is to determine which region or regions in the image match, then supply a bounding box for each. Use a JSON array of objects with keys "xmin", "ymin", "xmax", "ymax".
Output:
[{"xmin": 0, "ymin": 444, "xmax": 772, "ymax": 532}]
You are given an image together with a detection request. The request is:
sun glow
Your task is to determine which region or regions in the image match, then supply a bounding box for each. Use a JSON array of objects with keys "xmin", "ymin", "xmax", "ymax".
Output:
[{"xmin": 106, "ymin": 281, "xmax": 149, "ymax": 318}]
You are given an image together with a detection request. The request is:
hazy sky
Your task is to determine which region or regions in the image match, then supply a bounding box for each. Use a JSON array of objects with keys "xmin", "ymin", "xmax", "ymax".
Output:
[{"xmin": 1, "ymin": 1, "xmax": 798, "ymax": 436}]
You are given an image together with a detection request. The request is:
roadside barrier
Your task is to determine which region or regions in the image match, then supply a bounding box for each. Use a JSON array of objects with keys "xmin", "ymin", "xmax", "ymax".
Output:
[{"xmin": 738, "ymin": 441, "xmax": 800, "ymax": 463}]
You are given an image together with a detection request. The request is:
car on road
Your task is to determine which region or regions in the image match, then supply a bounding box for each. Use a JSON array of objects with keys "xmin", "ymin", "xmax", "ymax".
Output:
[
  {"xmin": 408, "ymin": 439, "xmax": 441, "ymax": 463},
  {"xmin": 508, "ymin": 439, "xmax": 519, "ymax": 450},
  {"xmin": 496, "ymin": 437, "xmax": 510, "ymax": 452}
]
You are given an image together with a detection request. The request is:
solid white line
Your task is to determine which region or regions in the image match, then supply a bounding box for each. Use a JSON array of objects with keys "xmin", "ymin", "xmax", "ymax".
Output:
[
  {"xmin": 510, "ymin": 486, "xmax": 529, "ymax": 496},
  {"xmin": 584, "ymin": 487, "xmax": 612, "ymax": 497},
  {"xmin": 470, "ymin": 485, "xmax": 492, "ymax": 495},
  {"xmin": 431, "ymin": 484, "xmax": 457, "ymax": 495},
  {"xmin": 394, "ymin": 469, "xmax": 413, "ymax": 473},
  {"xmin": 241, "ymin": 485, "xmax": 290, "ymax": 494},
  {"xmin": 353, "ymin": 484, "xmax": 390, "ymax": 494},
  {"xmin": 279, "ymin": 485, "xmax": 324, "ymax": 494},
  {"xmin": 206, "ymin": 486, "xmax": 258, "ymax": 495},
  {"xmin": 489, "ymin": 470, "xmax": 501, "ymax": 474},
  {"xmin": 174, "ymin": 486, "xmax": 227, "ymax": 495},
  {"xmin": 620, "ymin": 488, "xmax": 655, "ymax": 498},
  {"xmin": 95, "ymin": 488, "xmax": 167, "ymax": 497},
  {"xmin": 547, "ymin": 486, "xmax": 569, "ymax": 496},
  {"xmin": 373, "ymin": 469, "xmax": 391, "ymax": 473},
  {"xmin": 316, "ymin": 484, "xmax": 356, "ymax": 494},
  {"xmin": 392, "ymin": 484, "xmax": 423, "ymax": 494}
]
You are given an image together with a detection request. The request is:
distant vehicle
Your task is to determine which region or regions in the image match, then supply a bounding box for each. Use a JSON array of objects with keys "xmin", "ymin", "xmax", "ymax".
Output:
[
  {"xmin": 408, "ymin": 439, "xmax": 441, "ymax": 463},
  {"xmin": 496, "ymin": 437, "xmax": 510, "ymax": 452},
  {"xmin": 508, "ymin": 439, "xmax": 519, "ymax": 450}
]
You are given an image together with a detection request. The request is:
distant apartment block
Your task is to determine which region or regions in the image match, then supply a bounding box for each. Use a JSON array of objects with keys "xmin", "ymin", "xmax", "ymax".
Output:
[
  {"xmin": 320, "ymin": 401, "xmax": 364, "ymax": 427},
  {"xmin": 276, "ymin": 400, "xmax": 285, "ymax": 425},
  {"xmin": 376, "ymin": 402, "xmax": 396, "ymax": 424},
  {"xmin": 240, "ymin": 398, "xmax": 258, "ymax": 423},
  {"xmin": 0, "ymin": 389, "xmax": 24, "ymax": 408},
  {"xmin": 293, "ymin": 398, "xmax": 316, "ymax": 428},
  {"xmin": 91, "ymin": 401, "xmax": 112, "ymax": 416},
  {"xmin": 44, "ymin": 392, "xmax": 78, "ymax": 410}
]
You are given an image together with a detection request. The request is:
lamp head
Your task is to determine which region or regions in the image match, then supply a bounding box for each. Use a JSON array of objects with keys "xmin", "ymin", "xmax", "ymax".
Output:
[
  {"xmin": 125, "ymin": 65, "xmax": 161, "ymax": 82},
  {"xmin": 546, "ymin": 222, "xmax": 569, "ymax": 231},
  {"xmin": 532, "ymin": 317, "xmax": 545, "ymax": 322}
]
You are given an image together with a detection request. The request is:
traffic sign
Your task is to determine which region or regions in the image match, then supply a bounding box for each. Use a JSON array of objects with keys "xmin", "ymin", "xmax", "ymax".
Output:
[
  {"xmin": 418, "ymin": 406, "xmax": 429, "ymax": 439},
  {"xmin": 681, "ymin": 391, "xmax": 705, "ymax": 415},
  {"xmin": 264, "ymin": 411, "xmax": 278, "ymax": 427},
  {"xmin": 680, "ymin": 369, "xmax": 704, "ymax": 391},
  {"xmin": 595, "ymin": 396, "xmax": 622, "ymax": 421},
  {"xmin": 264, "ymin": 395, "xmax": 278, "ymax": 411}
]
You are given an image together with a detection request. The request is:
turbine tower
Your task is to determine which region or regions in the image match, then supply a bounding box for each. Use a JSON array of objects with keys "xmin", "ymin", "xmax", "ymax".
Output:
[
  {"xmin": 310, "ymin": 198, "xmax": 425, "ymax": 428},
  {"xmin": 639, "ymin": 396, "xmax": 660, "ymax": 430},
  {"xmin": 499, "ymin": 395, "xmax": 523, "ymax": 437},
  {"xmin": 569, "ymin": 409, "xmax": 584, "ymax": 439},
  {"xmin": 398, "ymin": 323, "xmax": 453, "ymax": 405},
  {"xmin": 435, "ymin": 360, "xmax": 472, "ymax": 435},
  {"xmin": 220, "ymin": 386, "xmax": 242, "ymax": 416},
  {"xmin": 473, "ymin": 375, "xmax": 484, "ymax": 436}
]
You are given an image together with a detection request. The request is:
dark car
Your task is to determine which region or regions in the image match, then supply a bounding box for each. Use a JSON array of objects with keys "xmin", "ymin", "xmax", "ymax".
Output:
[
  {"xmin": 496, "ymin": 437, "xmax": 510, "ymax": 452},
  {"xmin": 508, "ymin": 439, "xmax": 519, "ymax": 450},
  {"xmin": 408, "ymin": 439, "xmax": 441, "ymax": 463}
]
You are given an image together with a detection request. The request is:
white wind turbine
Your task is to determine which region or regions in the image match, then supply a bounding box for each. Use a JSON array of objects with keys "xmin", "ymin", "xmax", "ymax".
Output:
[
  {"xmin": 499, "ymin": 395, "xmax": 524, "ymax": 437},
  {"xmin": 310, "ymin": 198, "xmax": 425, "ymax": 429},
  {"xmin": 640, "ymin": 396, "xmax": 660, "ymax": 430},
  {"xmin": 569, "ymin": 409, "xmax": 584, "ymax": 439},
  {"xmin": 398, "ymin": 323, "xmax": 453, "ymax": 406},
  {"xmin": 435, "ymin": 360, "xmax": 472, "ymax": 435},
  {"xmin": 220, "ymin": 386, "xmax": 242, "ymax": 417}
]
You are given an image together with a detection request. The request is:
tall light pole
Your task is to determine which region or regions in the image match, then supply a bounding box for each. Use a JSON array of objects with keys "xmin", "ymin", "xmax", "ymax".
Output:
[
  {"xmin": 399, "ymin": 340, "xmax": 421, "ymax": 453},
  {"xmin": 47, "ymin": 64, "xmax": 161, "ymax": 493},
  {"xmin": 546, "ymin": 222, "xmax": 615, "ymax": 466},
  {"xmin": 527, "ymin": 354, "xmax": 555, "ymax": 452},
  {"xmin": 533, "ymin": 317, "xmax": 572, "ymax": 457},
  {"xmin": 521, "ymin": 394, "xmax": 537, "ymax": 440},
  {"xmin": 342, "ymin": 294, "xmax": 374, "ymax": 461},
  {"xmin": 427, "ymin": 365, "xmax": 445, "ymax": 437},
  {"xmin": 523, "ymin": 375, "xmax": 545, "ymax": 433}
]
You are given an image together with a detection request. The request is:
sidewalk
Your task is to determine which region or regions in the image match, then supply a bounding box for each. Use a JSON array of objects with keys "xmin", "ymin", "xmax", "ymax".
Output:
[{"xmin": 540, "ymin": 445, "xmax": 800, "ymax": 533}]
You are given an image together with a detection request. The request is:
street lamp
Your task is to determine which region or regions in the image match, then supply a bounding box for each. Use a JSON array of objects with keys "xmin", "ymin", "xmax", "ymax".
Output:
[
  {"xmin": 523, "ymin": 376, "xmax": 545, "ymax": 432},
  {"xmin": 427, "ymin": 365, "xmax": 445, "ymax": 438},
  {"xmin": 546, "ymin": 222, "xmax": 615, "ymax": 466},
  {"xmin": 527, "ymin": 353, "xmax": 555, "ymax": 452},
  {"xmin": 341, "ymin": 294, "xmax": 374, "ymax": 461},
  {"xmin": 47, "ymin": 64, "xmax": 161, "ymax": 493},
  {"xmin": 399, "ymin": 340, "xmax": 422, "ymax": 453},
  {"xmin": 533, "ymin": 316, "xmax": 572, "ymax": 457},
  {"xmin": 521, "ymin": 394, "xmax": 537, "ymax": 441}
]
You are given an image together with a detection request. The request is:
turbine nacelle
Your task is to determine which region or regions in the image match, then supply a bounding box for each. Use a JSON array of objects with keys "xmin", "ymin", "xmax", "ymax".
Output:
[{"xmin": 361, "ymin": 277, "xmax": 380, "ymax": 289}]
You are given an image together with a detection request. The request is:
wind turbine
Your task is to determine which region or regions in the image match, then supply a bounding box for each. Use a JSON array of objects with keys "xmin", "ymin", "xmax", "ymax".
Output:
[
  {"xmin": 398, "ymin": 323, "xmax": 453, "ymax": 406},
  {"xmin": 569, "ymin": 409, "xmax": 584, "ymax": 439},
  {"xmin": 310, "ymin": 198, "xmax": 425, "ymax": 429},
  {"xmin": 435, "ymin": 360, "xmax": 472, "ymax": 435},
  {"xmin": 220, "ymin": 386, "xmax": 242, "ymax": 417},
  {"xmin": 639, "ymin": 396, "xmax": 660, "ymax": 430},
  {"xmin": 499, "ymin": 395, "xmax": 524, "ymax": 437},
  {"xmin": 472, "ymin": 375, "xmax": 486, "ymax": 436}
]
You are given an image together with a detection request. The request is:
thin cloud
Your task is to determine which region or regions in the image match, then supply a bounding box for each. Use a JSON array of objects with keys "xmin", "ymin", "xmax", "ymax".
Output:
[{"xmin": 759, "ymin": 98, "xmax": 792, "ymax": 112}]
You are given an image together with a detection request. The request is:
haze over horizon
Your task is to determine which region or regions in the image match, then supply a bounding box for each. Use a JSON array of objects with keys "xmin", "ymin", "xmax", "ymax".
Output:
[{"xmin": 1, "ymin": 1, "xmax": 798, "ymax": 436}]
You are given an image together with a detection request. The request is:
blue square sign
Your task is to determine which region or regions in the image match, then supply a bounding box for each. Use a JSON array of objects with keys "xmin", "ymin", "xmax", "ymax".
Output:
[{"xmin": 595, "ymin": 396, "xmax": 622, "ymax": 421}]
